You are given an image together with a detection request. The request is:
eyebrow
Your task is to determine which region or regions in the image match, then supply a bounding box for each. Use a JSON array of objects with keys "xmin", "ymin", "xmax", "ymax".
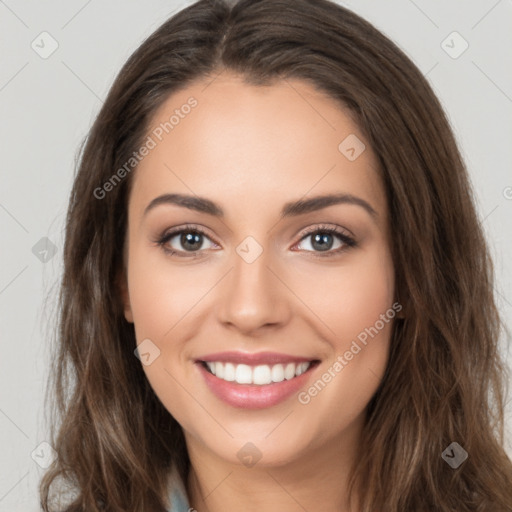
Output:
[{"xmin": 143, "ymin": 192, "xmax": 378, "ymax": 220}]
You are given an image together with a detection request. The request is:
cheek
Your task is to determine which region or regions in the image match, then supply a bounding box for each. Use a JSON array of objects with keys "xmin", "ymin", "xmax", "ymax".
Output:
[
  {"xmin": 291, "ymin": 248, "xmax": 395, "ymax": 343},
  {"xmin": 126, "ymin": 249, "xmax": 198, "ymax": 423},
  {"xmin": 293, "ymin": 251, "xmax": 395, "ymax": 428},
  {"xmin": 127, "ymin": 247, "xmax": 210, "ymax": 340}
]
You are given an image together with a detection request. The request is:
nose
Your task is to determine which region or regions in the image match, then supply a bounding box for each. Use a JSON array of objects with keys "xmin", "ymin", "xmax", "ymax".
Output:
[{"xmin": 215, "ymin": 246, "xmax": 291, "ymax": 335}]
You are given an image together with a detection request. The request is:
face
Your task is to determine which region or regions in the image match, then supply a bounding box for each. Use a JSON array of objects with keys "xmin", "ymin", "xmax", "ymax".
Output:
[{"xmin": 120, "ymin": 72, "xmax": 397, "ymax": 470}]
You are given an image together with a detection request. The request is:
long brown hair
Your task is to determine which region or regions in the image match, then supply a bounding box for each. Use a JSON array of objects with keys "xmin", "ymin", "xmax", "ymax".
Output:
[{"xmin": 40, "ymin": 0, "xmax": 512, "ymax": 510}]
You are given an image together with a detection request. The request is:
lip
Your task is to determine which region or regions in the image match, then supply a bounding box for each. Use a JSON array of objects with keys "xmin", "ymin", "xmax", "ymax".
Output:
[
  {"xmin": 196, "ymin": 351, "xmax": 314, "ymax": 366},
  {"xmin": 195, "ymin": 356, "xmax": 320, "ymax": 409}
]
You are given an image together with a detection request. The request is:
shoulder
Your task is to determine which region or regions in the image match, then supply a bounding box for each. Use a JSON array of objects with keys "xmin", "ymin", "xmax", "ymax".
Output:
[{"xmin": 166, "ymin": 465, "xmax": 192, "ymax": 512}]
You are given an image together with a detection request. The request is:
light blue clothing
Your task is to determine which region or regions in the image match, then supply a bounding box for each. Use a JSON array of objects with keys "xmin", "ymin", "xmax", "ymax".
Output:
[{"xmin": 166, "ymin": 466, "xmax": 192, "ymax": 512}]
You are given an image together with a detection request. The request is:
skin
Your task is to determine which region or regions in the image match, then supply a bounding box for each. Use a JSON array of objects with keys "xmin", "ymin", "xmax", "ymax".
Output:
[{"xmin": 120, "ymin": 71, "xmax": 398, "ymax": 512}]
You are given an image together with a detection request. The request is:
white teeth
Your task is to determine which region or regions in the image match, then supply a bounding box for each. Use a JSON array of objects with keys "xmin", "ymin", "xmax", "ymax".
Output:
[
  {"xmin": 224, "ymin": 363, "xmax": 235, "ymax": 381},
  {"xmin": 215, "ymin": 362, "xmax": 224, "ymax": 379},
  {"xmin": 253, "ymin": 365, "xmax": 272, "ymax": 385},
  {"xmin": 295, "ymin": 362, "xmax": 310, "ymax": 376},
  {"xmin": 271, "ymin": 364, "xmax": 285, "ymax": 383},
  {"xmin": 235, "ymin": 364, "xmax": 252, "ymax": 384},
  {"xmin": 204, "ymin": 361, "xmax": 313, "ymax": 385},
  {"xmin": 284, "ymin": 363, "xmax": 296, "ymax": 380}
]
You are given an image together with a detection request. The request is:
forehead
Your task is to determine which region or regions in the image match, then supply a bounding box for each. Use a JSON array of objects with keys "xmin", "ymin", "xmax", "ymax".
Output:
[{"xmin": 130, "ymin": 73, "xmax": 386, "ymax": 227}]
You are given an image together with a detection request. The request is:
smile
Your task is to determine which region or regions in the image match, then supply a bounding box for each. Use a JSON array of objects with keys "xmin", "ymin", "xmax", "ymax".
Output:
[
  {"xmin": 195, "ymin": 351, "xmax": 320, "ymax": 409},
  {"xmin": 202, "ymin": 361, "xmax": 312, "ymax": 385}
]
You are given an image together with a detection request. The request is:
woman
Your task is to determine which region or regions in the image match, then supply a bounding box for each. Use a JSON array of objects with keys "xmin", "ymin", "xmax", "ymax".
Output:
[{"xmin": 40, "ymin": 0, "xmax": 512, "ymax": 510}]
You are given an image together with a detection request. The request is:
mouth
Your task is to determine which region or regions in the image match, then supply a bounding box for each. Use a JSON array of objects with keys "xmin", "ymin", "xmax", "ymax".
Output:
[{"xmin": 194, "ymin": 352, "xmax": 321, "ymax": 409}]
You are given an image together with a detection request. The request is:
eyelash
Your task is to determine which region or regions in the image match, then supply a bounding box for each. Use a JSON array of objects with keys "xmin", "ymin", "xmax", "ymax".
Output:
[{"xmin": 154, "ymin": 223, "xmax": 357, "ymax": 259}]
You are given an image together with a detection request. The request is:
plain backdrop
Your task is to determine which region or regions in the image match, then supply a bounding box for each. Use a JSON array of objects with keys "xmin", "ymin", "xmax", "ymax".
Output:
[{"xmin": 0, "ymin": 0, "xmax": 511, "ymax": 510}]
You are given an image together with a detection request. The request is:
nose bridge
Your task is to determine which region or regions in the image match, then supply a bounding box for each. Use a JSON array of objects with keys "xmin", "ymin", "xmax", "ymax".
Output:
[{"xmin": 215, "ymin": 238, "xmax": 288, "ymax": 332}]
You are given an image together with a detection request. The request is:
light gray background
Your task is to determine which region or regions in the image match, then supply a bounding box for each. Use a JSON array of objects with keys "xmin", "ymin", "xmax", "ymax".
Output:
[{"xmin": 1, "ymin": 0, "xmax": 511, "ymax": 510}]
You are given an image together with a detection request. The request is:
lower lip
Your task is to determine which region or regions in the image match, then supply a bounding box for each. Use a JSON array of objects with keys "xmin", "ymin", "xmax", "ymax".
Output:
[{"xmin": 196, "ymin": 362, "xmax": 317, "ymax": 409}]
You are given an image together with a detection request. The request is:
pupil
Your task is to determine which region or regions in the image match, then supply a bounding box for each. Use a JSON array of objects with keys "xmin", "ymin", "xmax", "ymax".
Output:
[
  {"xmin": 182, "ymin": 232, "xmax": 202, "ymax": 251},
  {"xmin": 312, "ymin": 233, "xmax": 333, "ymax": 252}
]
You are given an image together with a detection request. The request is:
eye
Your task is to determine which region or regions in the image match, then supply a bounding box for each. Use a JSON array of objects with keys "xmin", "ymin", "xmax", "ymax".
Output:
[
  {"xmin": 293, "ymin": 224, "xmax": 357, "ymax": 257},
  {"xmin": 154, "ymin": 223, "xmax": 357, "ymax": 258},
  {"xmin": 155, "ymin": 224, "xmax": 217, "ymax": 258}
]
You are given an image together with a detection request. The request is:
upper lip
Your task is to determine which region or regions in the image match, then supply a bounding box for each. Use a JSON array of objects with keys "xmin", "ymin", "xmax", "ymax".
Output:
[{"xmin": 196, "ymin": 351, "xmax": 317, "ymax": 366}]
